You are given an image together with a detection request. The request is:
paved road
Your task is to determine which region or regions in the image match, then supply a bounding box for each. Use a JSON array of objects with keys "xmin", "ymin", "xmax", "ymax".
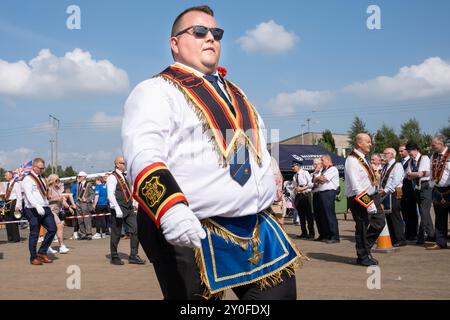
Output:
[{"xmin": 0, "ymin": 215, "xmax": 449, "ymax": 300}]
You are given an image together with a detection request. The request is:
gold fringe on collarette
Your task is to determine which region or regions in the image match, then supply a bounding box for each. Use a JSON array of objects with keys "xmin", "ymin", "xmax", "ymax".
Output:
[{"xmin": 157, "ymin": 74, "xmax": 262, "ymax": 167}]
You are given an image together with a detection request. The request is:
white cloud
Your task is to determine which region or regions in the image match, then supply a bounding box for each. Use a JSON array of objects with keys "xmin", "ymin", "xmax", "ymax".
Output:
[
  {"xmin": 0, "ymin": 148, "xmax": 33, "ymax": 169},
  {"xmin": 344, "ymin": 57, "xmax": 450, "ymax": 100},
  {"xmin": 0, "ymin": 48, "xmax": 129, "ymax": 99},
  {"xmin": 268, "ymin": 90, "xmax": 334, "ymax": 114},
  {"xmin": 59, "ymin": 150, "xmax": 119, "ymax": 172},
  {"xmin": 237, "ymin": 20, "xmax": 298, "ymax": 54},
  {"xmin": 89, "ymin": 112, "xmax": 122, "ymax": 125}
]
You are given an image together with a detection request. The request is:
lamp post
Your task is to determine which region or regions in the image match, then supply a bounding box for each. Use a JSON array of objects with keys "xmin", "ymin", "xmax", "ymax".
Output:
[{"xmin": 301, "ymin": 124, "xmax": 306, "ymax": 145}]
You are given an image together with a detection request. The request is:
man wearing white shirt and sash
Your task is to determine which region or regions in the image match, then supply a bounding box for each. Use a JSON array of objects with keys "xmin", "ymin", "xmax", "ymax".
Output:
[
  {"xmin": 345, "ymin": 134, "xmax": 385, "ymax": 266},
  {"xmin": 427, "ymin": 135, "xmax": 450, "ymax": 250},
  {"xmin": 22, "ymin": 158, "xmax": 57, "ymax": 265},
  {"xmin": 122, "ymin": 5, "xmax": 302, "ymax": 300}
]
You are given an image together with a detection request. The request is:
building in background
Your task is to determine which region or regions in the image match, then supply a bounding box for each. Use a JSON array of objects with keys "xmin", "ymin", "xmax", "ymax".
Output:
[{"xmin": 279, "ymin": 132, "xmax": 350, "ymax": 157}]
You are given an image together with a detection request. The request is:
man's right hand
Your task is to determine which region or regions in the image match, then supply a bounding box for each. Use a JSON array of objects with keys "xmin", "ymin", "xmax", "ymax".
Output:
[
  {"xmin": 367, "ymin": 203, "xmax": 377, "ymax": 214},
  {"xmin": 160, "ymin": 204, "xmax": 206, "ymax": 248}
]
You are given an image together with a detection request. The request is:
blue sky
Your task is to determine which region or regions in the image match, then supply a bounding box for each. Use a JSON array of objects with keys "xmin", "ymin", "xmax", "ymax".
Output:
[{"xmin": 1, "ymin": 0, "xmax": 449, "ymax": 171}]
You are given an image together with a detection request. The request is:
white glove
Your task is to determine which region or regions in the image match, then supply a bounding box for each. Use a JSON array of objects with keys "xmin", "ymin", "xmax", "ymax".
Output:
[
  {"xmin": 36, "ymin": 205, "xmax": 45, "ymax": 216},
  {"xmin": 367, "ymin": 203, "xmax": 377, "ymax": 214},
  {"xmin": 160, "ymin": 204, "xmax": 206, "ymax": 248},
  {"xmin": 114, "ymin": 207, "xmax": 123, "ymax": 219}
]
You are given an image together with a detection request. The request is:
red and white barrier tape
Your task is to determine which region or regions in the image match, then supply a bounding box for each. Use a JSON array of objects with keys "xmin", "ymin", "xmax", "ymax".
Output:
[
  {"xmin": 65, "ymin": 213, "xmax": 112, "ymax": 219},
  {"xmin": 0, "ymin": 219, "xmax": 28, "ymax": 225}
]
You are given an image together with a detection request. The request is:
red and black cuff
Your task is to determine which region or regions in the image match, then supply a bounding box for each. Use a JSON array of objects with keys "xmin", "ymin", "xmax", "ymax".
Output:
[
  {"xmin": 355, "ymin": 191, "xmax": 374, "ymax": 209},
  {"xmin": 133, "ymin": 162, "xmax": 188, "ymax": 228}
]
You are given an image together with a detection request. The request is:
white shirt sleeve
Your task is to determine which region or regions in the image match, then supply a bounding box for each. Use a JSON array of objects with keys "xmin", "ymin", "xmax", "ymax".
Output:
[
  {"xmin": 22, "ymin": 176, "xmax": 42, "ymax": 209},
  {"xmin": 106, "ymin": 175, "xmax": 120, "ymax": 210},
  {"xmin": 384, "ymin": 163, "xmax": 404, "ymax": 194},
  {"xmin": 323, "ymin": 167, "xmax": 339, "ymax": 190},
  {"xmin": 122, "ymin": 79, "xmax": 174, "ymax": 184},
  {"xmin": 13, "ymin": 183, "xmax": 23, "ymax": 210}
]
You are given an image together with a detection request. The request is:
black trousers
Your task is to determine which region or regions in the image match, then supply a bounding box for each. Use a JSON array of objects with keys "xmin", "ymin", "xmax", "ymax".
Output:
[
  {"xmin": 401, "ymin": 180, "xmax": 418, "ymax": 240},
  {"xmin": 4, "ymin": 200, "xmax": 20, "ymax": 242},
  {"xmin": 295, "ymin": 193, "xmax": 315, "ymax": 236},
  {"xmin": 319, "ymin": 190, "xmax": 340, "ymax": 240},
  {"xmin": 348, "ymin": 196, "xmax": 386, "ymax": 259},
  {"xmin": 414, "ymin": 182, "xmax": 435, "ymax": 242},
  {"xmin": 110, "ymin": 208, "xmax": 139, "ymax": 259},
  {"xmin": 137, "ymin": 208, "xmax": 297, "ymax": 300},
  {"xmin": 95, "ymin": 205, "xmax": 108, "ymax": 234},
  {"xmin": 433, "ymin": 187, "xmax": 450, "ymax": 248},
  {"xmin": 385, "ymin": 193, "xmax": 406, "ymax": 244},
  {"xmin": 312, "ymin": 192, "xmax": 327, "ymax": 239}
]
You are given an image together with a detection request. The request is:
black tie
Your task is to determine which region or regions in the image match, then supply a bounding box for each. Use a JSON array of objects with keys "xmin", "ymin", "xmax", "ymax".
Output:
[{"xmin": 204, "ymin": 74, "xmax": 236, "ymax": 116}]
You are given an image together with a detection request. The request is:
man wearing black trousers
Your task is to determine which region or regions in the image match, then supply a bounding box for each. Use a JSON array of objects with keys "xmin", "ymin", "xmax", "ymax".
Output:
[
  {"xmin": 292, "ymin": 160, "xmax": 315, "ymax": 239},
  {"xmin": 399, "ymin": 144, "xmax": 418, "ymax": 241},
  {"xmin": 378, "ymin": 148, "xmax": 406, "ymax": 247},
  {"xmin": 1, "ymin": 171, "xmax": 22, "ymax": 243},
  {"xmin": 345, "ymin": 134, "xmax": 386, "ymax": 266},
  {"xmin": 311, "ymin": 159, "xmax": 326, "ymax": 241},
  {"xmin": 107, "ymin": 156, "xmax": 145, "ymax": 265},
  {"xmin": 316, "ymin": 155, "xmax": 340, "ymax": 243}
]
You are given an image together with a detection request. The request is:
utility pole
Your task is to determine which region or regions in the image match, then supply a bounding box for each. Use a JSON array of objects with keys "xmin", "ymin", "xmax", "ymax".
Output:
[{"xmin": 49, "ymin": 115, "xmax": 60, "ymax": 174}]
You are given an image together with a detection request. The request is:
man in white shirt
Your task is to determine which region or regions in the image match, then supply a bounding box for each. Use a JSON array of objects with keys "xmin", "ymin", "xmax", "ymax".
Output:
[
  {"xmin": 291, "ymin": 160, "xmax": 315, "ymax": 239},
  {"xmin": 345, "ymin": 134, "xmax": 385, "ymax": 266},
  {"xmin": 22, "ymin": 158, "xmax": 57, "ymax": 265},
  {"xmin": 379, "ymin": 148, "xmax": 406, "ymax": 247},
  {"xmin": 316, "ymin": 155, "xmax": 340, "ymax": 243},
  {"xmin": 122, "ymin": 5, "xmax": 301, "ymax": 300},
  {"xmin": 311, "ymin": 159, "xmax": 326, "ymax": 241},
  {"xmin": 399, "ymin": 144, "xmax": 418, "ymax": 241},
  {"xmin": 405, "ymin": 142, "xmax": 435, "ymax": 245},
  {"xmin": 107, "ymin": 156, "xmax": 145, "ymax": 265},
  {"xmin": 427, "ymin": 135, "xmax": 450, "ymax": 250},
  {"xmin": 1, "ymin": 171, "xmax": 22, "ymax": 242}
]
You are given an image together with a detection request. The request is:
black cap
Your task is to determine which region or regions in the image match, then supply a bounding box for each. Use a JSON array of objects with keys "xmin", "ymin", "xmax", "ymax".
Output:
[
  {"xmin": 291, "ymin": 160, "xmax": 303, "ymax": 167},
  {"xmin": 405, "ymin": 141, "xmax": 418, "ymax": 151}
]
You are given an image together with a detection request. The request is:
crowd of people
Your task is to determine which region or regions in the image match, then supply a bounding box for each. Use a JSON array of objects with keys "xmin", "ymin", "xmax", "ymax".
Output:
[
  {"xmin": 279, "ymin": 134, "xmax": 449, "ymax": 266},
  {"xmin": 0, "ymin": 156, "xmax": 146, "ymax": 266}
]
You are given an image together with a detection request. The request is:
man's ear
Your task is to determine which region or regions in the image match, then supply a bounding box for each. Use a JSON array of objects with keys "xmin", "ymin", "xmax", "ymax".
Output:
[{"xmin": 170, "ymin": 37, "xmax": 179, "ymax": 55}]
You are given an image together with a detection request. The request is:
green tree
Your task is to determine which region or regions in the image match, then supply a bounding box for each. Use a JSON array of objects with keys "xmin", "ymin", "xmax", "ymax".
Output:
[
  {"xmin": 400, "ymin": 118, "xmax": 432, "ymax": 154},
  {"xmin": 318, "ymin": 130, "xmax": 337, "ymax": 153},
  {"xmin": 348, "ymin": 116, "xmax": 369, "ymax": 150},
  {"xmin": 0, "ymin": 167, "xmax": 5, "ymax": 181},
  {"xmin": 63, "ymin": 166, "xmax": 77, "ymax": 178},
  {"xmin": 44, "ymin": 165, "xmax": 53, "ymax": 177},
  {"xmin": 373, "ymin": 124, "xmax": 400, "ymax": 154}
]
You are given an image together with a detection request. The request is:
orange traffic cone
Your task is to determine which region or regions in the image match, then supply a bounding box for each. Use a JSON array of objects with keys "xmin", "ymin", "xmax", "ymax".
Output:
[{"xmin": 373, "ymin": 219, "xmax": 398, "ymax": 253}]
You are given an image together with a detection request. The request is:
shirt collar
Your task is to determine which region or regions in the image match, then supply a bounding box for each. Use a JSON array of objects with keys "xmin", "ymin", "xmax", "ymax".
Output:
[
  {"xmin": 415, "ymin": 153, "xmax": 422, "ymax": 161},
  {"xmin": 388, "ymin": 159, "xmax": 396, "ymax": 166},
  {"xmin": 353, "ymin": 149, "xmax": 366, "ymax": 159}
]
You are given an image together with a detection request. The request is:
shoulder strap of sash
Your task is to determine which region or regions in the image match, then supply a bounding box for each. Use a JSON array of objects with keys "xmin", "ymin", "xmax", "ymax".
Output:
[
  {"xmin": 432, "ymin": 149, "xmax": 450, "ymax": 184},
  {"xmin": 381, "ymin": 162, "xmax": 397, "ymax": 188},
  {"xmin": 5, "ymin": 180, "xmax": 15, "ymax": 201},
  {"xmin": 349, "ymin": 151, "xmax": 376, "ymax": 185},
  {"xmin": 28, "ymin": 174, "xmax": 48, "ymax": 200},
  {"xmin": 112, "ymin": 171, "xmax": 132, "ymax": 203}
]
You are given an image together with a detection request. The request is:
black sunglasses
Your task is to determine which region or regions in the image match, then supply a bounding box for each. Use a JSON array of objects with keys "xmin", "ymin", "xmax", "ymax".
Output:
[{"xmin": 175, "ymin": 25, "xmax": 224, "ymax": 41}]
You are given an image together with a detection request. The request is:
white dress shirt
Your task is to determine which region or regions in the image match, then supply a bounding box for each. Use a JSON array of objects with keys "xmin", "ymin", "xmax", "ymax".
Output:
[
  {"xmin": 400, "ymin": 156, "xmax": 410, "ymax": 175},
  {"xmin": 22, "ymin": 173, "xmax": 49, "ymax": 209},
  {"xmin": 122, "ymin": 63, "xmax": 275, "ymax": 220},
  {"xmin": 106, "ymin": 170, "xmax": 127, "ymax": 217},
  {"xmin": 292, "ymin": 169, "xmax": 313, "ymax": 193},
  {"xmin": 316, "ymin": 166, "xmax": 339, "ymax": 192},
  {"xmin": 430, "ymin": 147, "xmax": 450, "ymax": 188},
  {"xmin": 380, "ymin": 159, "xmax": 404, "ymax": 194},
  {"xmin": 345, "ymin": 149, "xmax": 376, "ymax": 197},
  {"xmin": 5, "ymin": 179, "xmax": 23, "ymax": 211},
  {"xmin": 311, "ymin": 171, "xmax": 321, "ymax": 193},
  {"xmin": 407, "ymin": 152, "xmax": 431, "ymax": 189}
]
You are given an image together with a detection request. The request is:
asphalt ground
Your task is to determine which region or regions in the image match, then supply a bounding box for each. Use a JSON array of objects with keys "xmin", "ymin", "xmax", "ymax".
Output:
[{"xmin": 0, "ymin": 213, "xmax": 449, "ymax": 300}]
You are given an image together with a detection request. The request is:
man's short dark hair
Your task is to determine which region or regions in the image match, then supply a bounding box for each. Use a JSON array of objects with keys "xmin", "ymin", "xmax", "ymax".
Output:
[
  {"xmin": 171, "ymin": 5, "xmax": 214, "ymax": 37},
  {"xmin": 405, "ymin": 141, "xmax": 418, "ymax": 151},
  {"xmin": 32, "ymin": 158, "xmax": 45, "ymax": 165}
]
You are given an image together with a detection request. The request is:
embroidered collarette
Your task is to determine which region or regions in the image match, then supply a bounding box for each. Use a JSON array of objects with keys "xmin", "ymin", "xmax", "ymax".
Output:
[
  {"xmin": 157, "ymin": 64, "xmax": 261, "ymax": 165},
  {"xmin": 112, "ymin": 171, "xmax": 132, "ymax": 203}
]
